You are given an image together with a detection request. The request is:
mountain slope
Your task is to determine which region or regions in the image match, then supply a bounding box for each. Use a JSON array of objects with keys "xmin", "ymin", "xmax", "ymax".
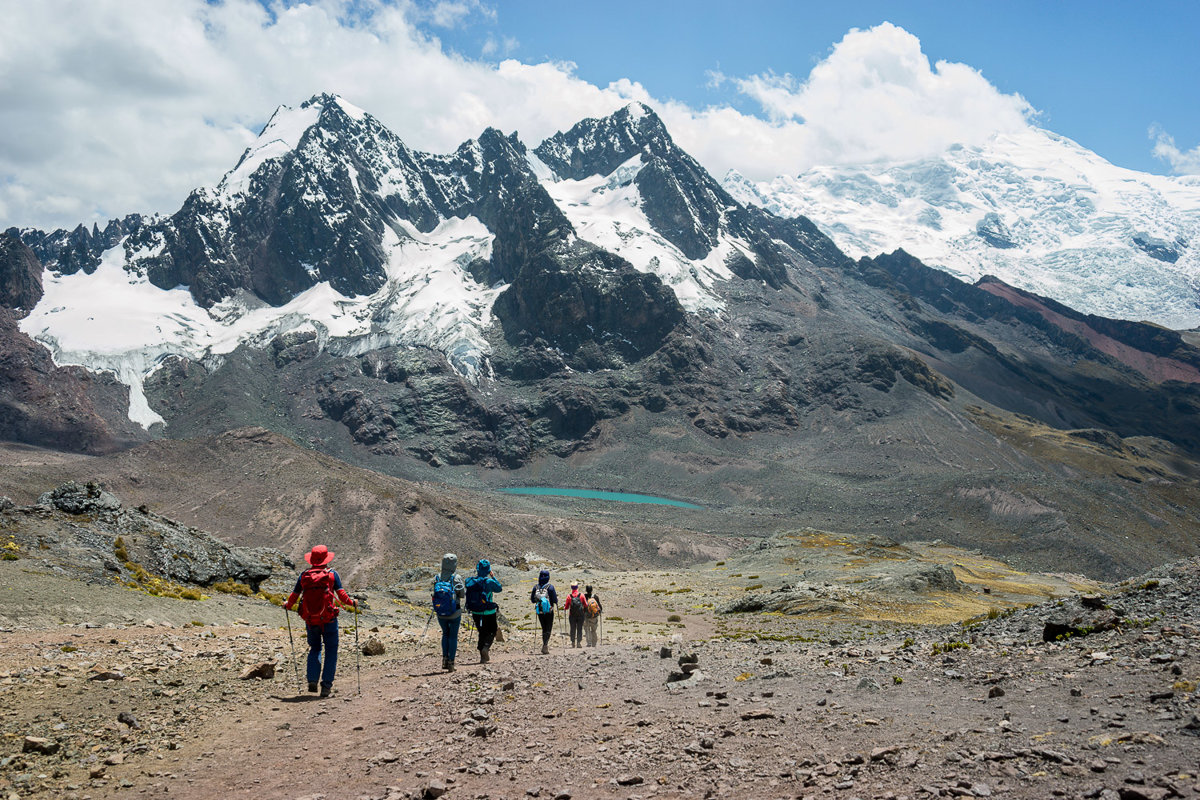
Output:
[
  {"xmin": 5, "ymin": 97, "xmax": 1200, "ymax": 578},
  {"xmin": 724, "ymin": 128, "xmax": 1200, "ymax": 329}
]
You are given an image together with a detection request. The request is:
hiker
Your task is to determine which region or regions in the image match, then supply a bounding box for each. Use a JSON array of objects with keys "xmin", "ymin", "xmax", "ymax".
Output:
[
  {"xmin": 284, "ymin": 545, "xmax": 357, "ymax": 697},
  {"xmin": 432, "ymin": 553, "xmax": 467, "ymax": 671},
  {"xmin": 529, "ymin": 569, "xmax": 558, "ymax": 654},
  {"xmin": 564, "ymin": 581, "xmax": 588, "ymax": 648},
  {"xmin": 583, "ymin": 584, "xmax": 603, "ymax": 647},
  {"xmin": 465, "ymin": 559, "xmax": 503, "ymax": 663}
]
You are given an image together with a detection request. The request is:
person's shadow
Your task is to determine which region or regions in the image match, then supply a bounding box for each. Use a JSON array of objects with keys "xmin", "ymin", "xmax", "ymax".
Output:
[{"xmin": 274, "ymin": 694, "xmax": 325, "ymax": 703}]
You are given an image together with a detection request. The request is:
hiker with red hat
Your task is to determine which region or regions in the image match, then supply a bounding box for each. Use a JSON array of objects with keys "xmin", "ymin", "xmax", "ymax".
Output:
[{"xmin": 284, "ymin": 545, "xmax": 357, "ymax": 697}]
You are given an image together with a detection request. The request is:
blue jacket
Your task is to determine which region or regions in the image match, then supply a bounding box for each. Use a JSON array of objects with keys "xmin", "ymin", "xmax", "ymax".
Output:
[{"xmin": 466, "ymin": 559, "xmax": 502, "ymax": 615}]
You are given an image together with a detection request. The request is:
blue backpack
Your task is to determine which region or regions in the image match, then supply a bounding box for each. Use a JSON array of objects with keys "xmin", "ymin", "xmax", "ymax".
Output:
[
  {"xmin": 433, "ymin": 578, "xmax": 458, "ymax": 616},
  {"xmin": 533, "ymin": 584, "xmax": 552, "ymax": 615}
]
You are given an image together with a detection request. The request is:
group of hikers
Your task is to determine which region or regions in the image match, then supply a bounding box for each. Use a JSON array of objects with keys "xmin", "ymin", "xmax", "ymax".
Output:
[{"xmin": 284, "ymin": 545, "xmax": 605, "ymax": 694}]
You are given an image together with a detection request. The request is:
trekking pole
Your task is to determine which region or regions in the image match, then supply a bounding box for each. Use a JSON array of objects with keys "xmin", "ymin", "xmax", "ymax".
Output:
[
  {"xmin": 284, "ymin": 606, "xmax": 301, "ymax": 691},
  {"xmin": 353, "ymin": 602, "xmax": 361, "ymax": 696},
  {"xmin": 420, "ymin": 611, "xmax": 434, "ymax": 640}
]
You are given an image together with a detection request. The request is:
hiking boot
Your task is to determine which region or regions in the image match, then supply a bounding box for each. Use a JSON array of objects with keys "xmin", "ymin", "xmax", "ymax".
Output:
[
  {"xmin": 319, "ymin": 683, "xmax": 332, "ymax": 697},
  {"xmin": 446, "ymin": 659, "xmax": 455, "ymax": 672},
  {"xmin": 307, "ymin": 681, "xmax": 318, "ymax": 693},
  {"xmin": 541, "ymin": 643, "xmax": 549, "ymax": 655},
  {"xmin": 480, "ymin": 647, "xmax": 490, "ymax": 664}
]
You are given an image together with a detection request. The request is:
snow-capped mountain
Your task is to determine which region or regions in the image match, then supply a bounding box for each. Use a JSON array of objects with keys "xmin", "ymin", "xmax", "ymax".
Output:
[
  {"xmin": 723, "ymin": 128, "xmax": 1200, "ymax": 330},
  {"xmin": 18, "ymin": 95, "xmax": 696, "ymax": 425},
  {"xmin": 8, "ymin": 93, "xmax": 1200, "ymax": 486}
]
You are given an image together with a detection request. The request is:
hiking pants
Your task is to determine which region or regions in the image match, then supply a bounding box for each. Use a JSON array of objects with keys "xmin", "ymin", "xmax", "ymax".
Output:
[
  {"xmin": 584, "ymin": 616, "xmax": 599, "ymax": 647},
  {"xmin": 473, "ymin": 612, "xmax": 498, "ymax": 652},
  {"xmin": 305, "ymin": 620, "xmax": 339, "ymax": 687},
  {"xmin": 437, "ymin": 615, "xmax": 460, "ymax": 661},
  {"xmin": 569, "ymin": 614, "xmax": 584, "ymax": 646},
  {"xmin": 537, "ymin": 612, "xmax": 554, "ymax": 646}
]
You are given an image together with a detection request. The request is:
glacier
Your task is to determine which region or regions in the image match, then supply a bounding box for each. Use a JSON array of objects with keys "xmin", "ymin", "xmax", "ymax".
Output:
[{"xmin": 723, "ymin": 127, "xmax": 1200, "ymax": 330}]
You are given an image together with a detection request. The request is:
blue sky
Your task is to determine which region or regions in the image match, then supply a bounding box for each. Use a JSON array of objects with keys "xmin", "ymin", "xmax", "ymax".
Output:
[
  {"xmin": 1, "ymin": 0, "xmax": 1198, "ymax": 230},
  {"xmin": 430, "ymin": 0, "xmax": 1199, "ymax": 176}
]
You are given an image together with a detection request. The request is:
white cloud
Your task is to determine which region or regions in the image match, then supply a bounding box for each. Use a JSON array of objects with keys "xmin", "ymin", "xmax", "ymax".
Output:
[
  {"xmin": 726, "ymin": 23, "xmax": 1034, "ymax": 168},
  {"xmin": 0, "ymin": 7, "xmax": 1036, "ymax": 232},
  {"xmin": 1151, "ymin": 125, "xmax": 1200, "ymax": 175}
]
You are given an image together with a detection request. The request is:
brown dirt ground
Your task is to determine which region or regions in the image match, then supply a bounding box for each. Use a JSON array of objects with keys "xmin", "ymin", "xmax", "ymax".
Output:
[{"xmin": 1, "ymin": 556, "xmax": 1198, "ymax": 800}]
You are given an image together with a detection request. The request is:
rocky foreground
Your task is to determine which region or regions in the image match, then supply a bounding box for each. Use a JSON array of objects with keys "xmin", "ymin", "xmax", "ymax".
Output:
[{"xmin": 0, "ymin": 549, "xmax": 1197, "ymax": 800}]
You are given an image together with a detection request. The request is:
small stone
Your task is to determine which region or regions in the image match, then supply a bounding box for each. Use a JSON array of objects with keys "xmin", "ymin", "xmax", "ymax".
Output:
[
  {"xmin": 105, "ymin": 753, "xmax": 125, "ymax": 766},
  {"xmin": 88, "ymin": 670, "xmax": 125, "ymax": 682},
  {"xmin": 424, "ymin": 778, "xmax": 448, "ymax": 798},
  {"xmin": 740, "ymin": 708, "xmax": 775, "ymax": 721},
  {"xmin": 870, "ymin": 745, "xmax": 901, "ymax": 761},
  {"xmin": 238, "ymin": 662, "xmax": 276, "ymax": 680},
  {"xmin": 856, "ymin": 677, "xmax": 882, "ymax": 693},
  {"xmin": 361, "ymin": 637, "xmax": 385, "ymax": 656},
  {"xmin": 616, "ymin": 775, "xmax": 643, "ymax": 786},
  {"xmin": 971, "ymin": 783, "xmax": 992, "ymax": 797},
  {"xmin": 659, "ymin": 647, "xmax": 672, "ymax": 659},
  {"xmin": 117, "ymin": 711, "xmax": 141, "ymax": 729},
  {"xmin": 1070, "ymin": 687, "xmax": 1083, "ymax": 697},
  {"xmin": 988, "ymin": 686, "xmax": 1005, "ymax": 699},
  {"xmin": 22, "ymin": 737, "xmax": 58, "ymax": 755},
  {"xmin": 89, "ymin": 766, "xmax": 106, "ymax": 779}
]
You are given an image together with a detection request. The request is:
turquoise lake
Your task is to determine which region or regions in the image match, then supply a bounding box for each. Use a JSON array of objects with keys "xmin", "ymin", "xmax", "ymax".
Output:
[{"xmin": 498, "ymin": 487, "xmax": 703, "ymax": 509}]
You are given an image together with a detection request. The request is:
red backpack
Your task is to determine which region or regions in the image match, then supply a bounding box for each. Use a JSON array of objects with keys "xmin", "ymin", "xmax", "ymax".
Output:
[{"xmin": 298, "ymin": 568, "xmax": 338, "ymax": 625}]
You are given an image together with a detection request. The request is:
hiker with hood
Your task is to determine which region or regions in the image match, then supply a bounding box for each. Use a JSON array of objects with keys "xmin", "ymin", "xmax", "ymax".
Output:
[
  {"xmin": 284, "ymin": 545, "xmax": 357, "ymax": 697},
  {"xmin": 432, "ymin": 553, "xmax": 466, "ymax": 671},
  {"xmin": 564, "ymin": 581, "xmax": 589, "ymax": 648},
  {"xmin": 529, "ymin": 569, "xmax": 558, "ymax": 654},
  {"xmin": 465, "ymin": 559, "xmax": 503, "ymax": 663},
  {"xmin": 583, "ymin": 584, "xmax": 603, "ymax": 647}
]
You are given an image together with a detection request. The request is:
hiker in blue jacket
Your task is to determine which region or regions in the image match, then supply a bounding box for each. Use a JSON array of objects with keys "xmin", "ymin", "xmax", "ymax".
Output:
[
  {"xmin": 465, "ymin": 559, "xmax": 503, "ymax": 664},
  {"xmin": 529, "ymin": 569, "xmax": 558, "ymax": 654},
  {"xmin": 432, "ymin": 553, "xmax": 466, "ymax": 672}
]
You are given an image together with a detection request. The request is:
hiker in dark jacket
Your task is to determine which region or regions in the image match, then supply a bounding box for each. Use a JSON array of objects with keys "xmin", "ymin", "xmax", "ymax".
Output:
[
  {"xmin": 564, "ymin": 581, "xmax": 588, "ymax": 648},
  {"xmin": 584, "ymin": 584, "xmax": 603, "ymax": 647},
  {"xmin": 432, "ymin": 553, "xmax": 466, "ymax": 672},
  {"xmin": 466, "ymin": 559, "xmax": 503, "ymax": 663},
  {"xmin": 529, "ymin": 569, "xmax": 558, "ymax": 655},
  {"xmin": 284, "ymin": 545, "xmax": 357, "ymax": 697}
]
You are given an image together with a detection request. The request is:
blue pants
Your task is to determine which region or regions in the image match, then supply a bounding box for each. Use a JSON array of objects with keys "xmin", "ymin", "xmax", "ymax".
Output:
[
  {"xmin": 306, "ymin": 620, "xmax": 339, "ymax": 686},
  {"xmin": 438, "ymin": 616, "xmax": 460, "ymax": 660}
]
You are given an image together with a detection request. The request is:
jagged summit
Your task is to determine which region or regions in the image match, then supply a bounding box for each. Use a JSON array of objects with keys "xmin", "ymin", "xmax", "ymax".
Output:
[{"xmin": 533, "ymin": 102, "xmax": 675, "ymax": 180}]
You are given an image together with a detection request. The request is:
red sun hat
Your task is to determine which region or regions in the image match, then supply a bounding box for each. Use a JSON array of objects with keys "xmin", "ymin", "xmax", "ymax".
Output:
[{"xmin": 305, "ymin": 545, "xmax": 335, "ymax": 567}]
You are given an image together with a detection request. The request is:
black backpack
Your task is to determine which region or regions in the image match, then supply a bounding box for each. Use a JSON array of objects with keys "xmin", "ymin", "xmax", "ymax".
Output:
[{"xmin": 464, "ymin": 576, "xmax": 489, "ymax": 613}]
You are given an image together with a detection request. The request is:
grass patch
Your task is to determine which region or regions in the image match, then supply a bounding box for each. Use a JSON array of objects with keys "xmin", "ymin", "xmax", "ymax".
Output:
[
  {"xmin": 117, "ymin": 561, "xmax": 207, "ymax": 601},
  {"xmin": 211, "ymin": 579, "xmax": 253, "ymax": 596},
  {"xmin": 113, "ymin": 536, "xmax": 129, "ymax": 562},
  {"xmin": 667, "ymin": 614, "xmax": 681, "ymax": 623}
]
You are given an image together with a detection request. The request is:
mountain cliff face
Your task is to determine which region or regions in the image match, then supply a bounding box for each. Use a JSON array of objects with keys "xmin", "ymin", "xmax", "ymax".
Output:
[
  {"xmin": 7, "ymin": 96, "xmax": 1200, "ymax": 577},
  {"xmin": 723, "ymin": 128, "xmax": 1200, "ymax": 330}
]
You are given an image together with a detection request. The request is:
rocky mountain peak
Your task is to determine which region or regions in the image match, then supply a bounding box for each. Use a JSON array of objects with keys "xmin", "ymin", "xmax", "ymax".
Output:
[{"xmin": 533, "ymin": 102, "xmax": 674, "ymax": 180}]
